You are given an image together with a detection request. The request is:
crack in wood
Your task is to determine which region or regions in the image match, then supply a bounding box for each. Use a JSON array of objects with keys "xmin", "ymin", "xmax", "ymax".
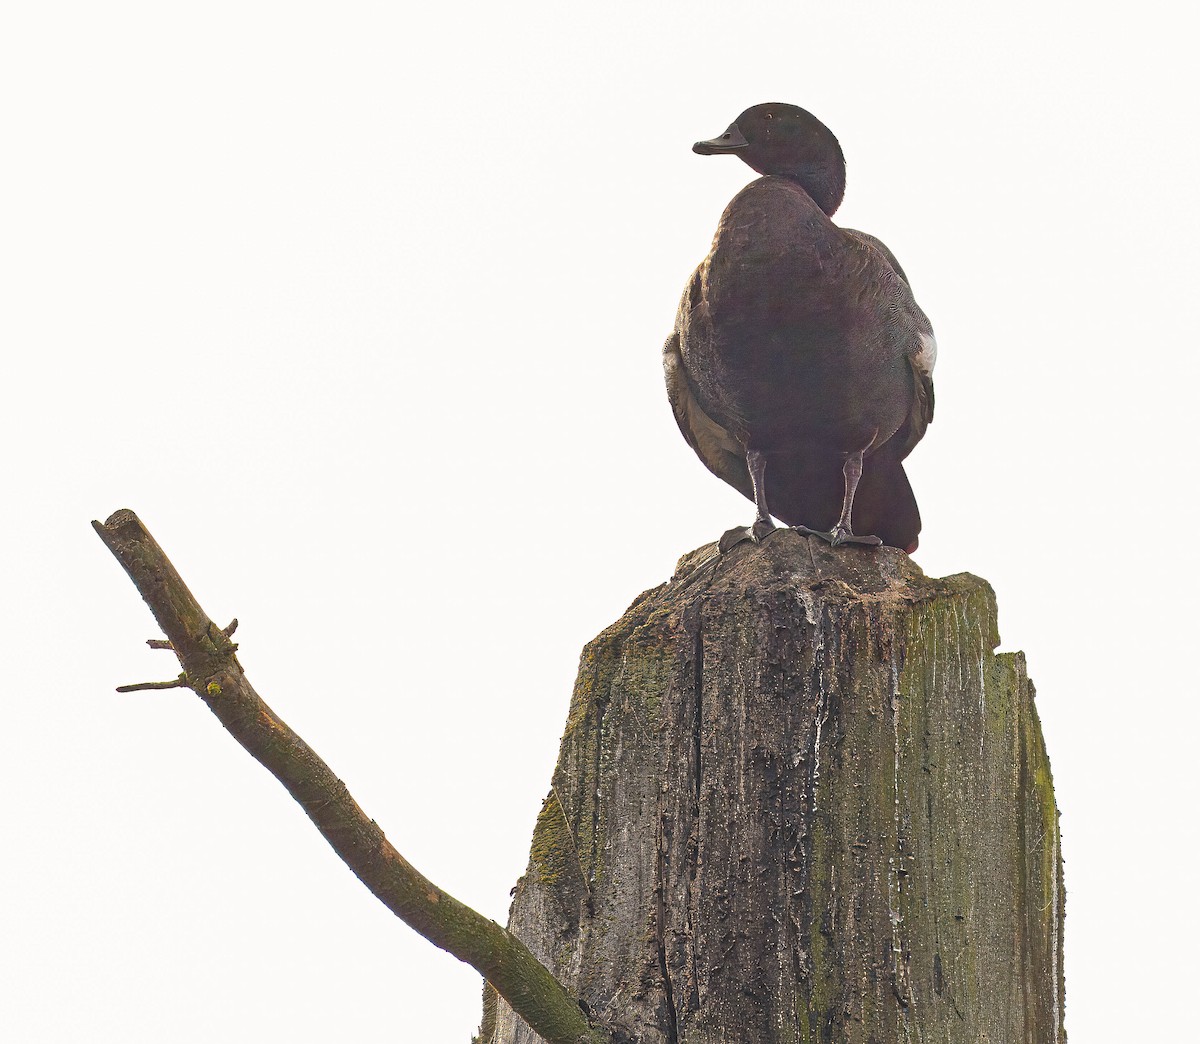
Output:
[{"xmin": 656, "ymin": 812, "xmax": 680, "ymax": 1044}]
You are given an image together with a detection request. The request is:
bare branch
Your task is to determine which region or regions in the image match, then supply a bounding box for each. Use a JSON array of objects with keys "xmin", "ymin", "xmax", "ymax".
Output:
[{"xmin": 93, "ymin": 509, "xmax": 608, "ymax": 1044}]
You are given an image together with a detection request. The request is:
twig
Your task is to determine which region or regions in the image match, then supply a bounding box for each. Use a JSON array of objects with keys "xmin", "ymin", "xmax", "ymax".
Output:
[{"xmin": 116, "ymin": 674, "xmax": 189, "ymax": 693}]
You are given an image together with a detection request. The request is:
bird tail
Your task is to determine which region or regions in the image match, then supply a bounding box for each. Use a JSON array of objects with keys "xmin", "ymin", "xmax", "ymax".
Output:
[
  {"xmin": 852, "ymin": 450, "xmax": 922, "ymax": 553},
  {"xmin": 766, "ymin": 447, "xmax": 922, "ymax": 553}
]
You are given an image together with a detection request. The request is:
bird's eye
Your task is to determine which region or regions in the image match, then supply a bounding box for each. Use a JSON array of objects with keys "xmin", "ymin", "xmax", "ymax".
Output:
[{"xmin": 765, "ymin": 113, "xmax": 773, "ymax": 120}]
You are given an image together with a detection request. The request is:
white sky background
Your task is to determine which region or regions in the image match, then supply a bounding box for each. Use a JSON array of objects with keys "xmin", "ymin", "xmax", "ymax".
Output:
[{"xmin": 3, "ymin": 2, "xmax": 1197, "ymax": 1040}]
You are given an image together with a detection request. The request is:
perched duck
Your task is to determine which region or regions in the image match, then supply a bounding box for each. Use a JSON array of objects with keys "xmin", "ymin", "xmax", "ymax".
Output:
[{"xmin": 664, "ymin": 103, "xmax": 935, "ymax": 553}]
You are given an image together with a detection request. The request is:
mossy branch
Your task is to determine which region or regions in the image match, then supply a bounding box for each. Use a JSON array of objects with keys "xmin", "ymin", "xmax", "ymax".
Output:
[{"xmin": 93, "ymin": 509, "xmax": 609, "ymax": 1044}]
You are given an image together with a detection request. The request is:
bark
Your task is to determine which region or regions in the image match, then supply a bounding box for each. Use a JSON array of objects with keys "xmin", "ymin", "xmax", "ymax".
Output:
[
  {"xmin": 93, "ymin": 510, "xmax": 608, "ymax": 1044},
  {"xmin": 486, "ymin": 531, "xmax": 1065, "ymax": 1043}
]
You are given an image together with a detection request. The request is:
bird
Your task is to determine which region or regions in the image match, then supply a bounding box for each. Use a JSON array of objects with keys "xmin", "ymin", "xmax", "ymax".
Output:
[{"xmin": 664, "ymin": 103, "xmax": 935, "ymax": 553}]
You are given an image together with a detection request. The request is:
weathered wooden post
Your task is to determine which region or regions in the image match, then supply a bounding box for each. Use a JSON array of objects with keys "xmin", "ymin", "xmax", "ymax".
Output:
[{"xmin": 483, "ymin": 532, "xmax": 1064, "ymax": 1043}]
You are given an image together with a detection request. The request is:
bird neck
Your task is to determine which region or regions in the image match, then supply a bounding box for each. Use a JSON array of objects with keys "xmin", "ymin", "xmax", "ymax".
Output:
[{"xmin": 780, "ymin": 163, "xmax": 845, "ymax": 217}]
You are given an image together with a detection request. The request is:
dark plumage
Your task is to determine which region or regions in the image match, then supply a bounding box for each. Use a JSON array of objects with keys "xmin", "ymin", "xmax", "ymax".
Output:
[{"xmin": 665, "ymin": 103, "xmax": 935, "ymax": 553}]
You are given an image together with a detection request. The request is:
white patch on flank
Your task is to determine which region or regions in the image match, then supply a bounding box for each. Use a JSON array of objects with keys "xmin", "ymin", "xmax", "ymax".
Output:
[{"xmin": 915, "ymin": 331, "xmax": 938, "ymax": 374}]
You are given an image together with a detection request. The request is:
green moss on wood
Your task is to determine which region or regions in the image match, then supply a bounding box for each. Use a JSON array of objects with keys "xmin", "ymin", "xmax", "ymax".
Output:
[{"xmin": 529, "ymin": 795, "xmax": 574, "ymax": 886}]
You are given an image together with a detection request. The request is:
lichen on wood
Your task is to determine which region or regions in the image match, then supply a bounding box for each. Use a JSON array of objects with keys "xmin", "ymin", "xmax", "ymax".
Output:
[{"xmin": 486, "ymin": 531, "xmax": 1065, "ymax": 1043}]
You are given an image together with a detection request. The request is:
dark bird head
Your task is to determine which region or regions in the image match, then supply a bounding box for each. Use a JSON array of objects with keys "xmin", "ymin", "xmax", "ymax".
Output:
[{"xmin": 693, "ymin": 103, "xmax": 846, "ymax": 216}]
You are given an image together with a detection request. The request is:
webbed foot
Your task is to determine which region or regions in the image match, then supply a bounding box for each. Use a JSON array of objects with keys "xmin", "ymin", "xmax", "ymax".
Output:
[
  {"xmin": 796, "ymin": 524, "xmax": 883, "ymax": 548},
  {"xmin": 718, "ymin": 518, "xmax": 777, "ymax": 553}
]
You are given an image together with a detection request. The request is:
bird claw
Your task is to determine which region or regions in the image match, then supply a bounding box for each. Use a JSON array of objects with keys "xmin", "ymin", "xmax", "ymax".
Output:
[
  {"xmin": 752, "ymin": 518, "xmax": 777, "ymax": 542},
  {"xmin": 796, "ymin": 524, "xmax": 882, "ymax": 548},
  {"xmin": 719, "ymin": 518, "xmax": 777, "ymax": 553}
]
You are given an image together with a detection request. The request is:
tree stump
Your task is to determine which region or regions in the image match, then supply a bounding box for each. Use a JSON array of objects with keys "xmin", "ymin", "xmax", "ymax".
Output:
[{"xmin": 484, "ymin": 532, "xmax": 1064, "ymax": 1044}]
